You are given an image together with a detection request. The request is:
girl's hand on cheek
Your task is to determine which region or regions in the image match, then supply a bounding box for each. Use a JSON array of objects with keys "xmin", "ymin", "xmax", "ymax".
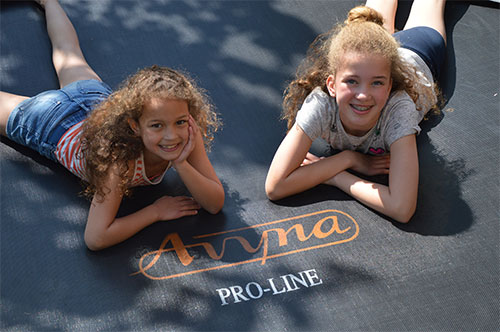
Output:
[
  {"xmin": 153, "ymin": 195, "xmax": 200, "ymax": 220},
  {"xmin": 173, "ymin": 116, "xmax": 198, "ymax": 168}
]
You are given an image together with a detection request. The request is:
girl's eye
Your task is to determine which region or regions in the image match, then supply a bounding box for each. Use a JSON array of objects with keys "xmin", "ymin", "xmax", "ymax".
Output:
[
  {"xmin": 345, "ymin": 79, "xmax": 357, "ymax": 85},
  {"xmin": 176, "ymin": 120, "xmax": 187, "ymax": 126},
  {"xmin": 150, "ymin": 123, "xmax": 162, "ymax": 128},
  {"xmin": 373, "ymin": 81, "xmax": 384, "ymax": 86}
]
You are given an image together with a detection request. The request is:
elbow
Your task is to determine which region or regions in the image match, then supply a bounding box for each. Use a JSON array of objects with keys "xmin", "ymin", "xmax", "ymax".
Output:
[
  {"xmin": 84, "ymin": 233, "xmax": 107, "ymax": 251},
  {"xmin": 85, "ymin": 239, "xmax": 105, "ymax": 252},
  {"xmin": 205, "ymin": 203, "xmax": 223, "ymax": 215},
  {"xmin": 265, "ymin": 180, "xmax": 285, "ymax": 201},
  {"xmin": 393, "ymin": 212, "xmax": 413, "ymax": 224},
  {"xmin": 205, "ymin": 192, "xmax": 225, "ymax": 215},
  {"xmin": 390, "ymin": 201, "xmax": 416, "ymax": 224},
  {"xmin": 266, "ymin": 188, "xmax": 281, "ymax": 201},
  {"xmin": 265, "ymin": 169, "xmax": 296, "ymax": 201}
]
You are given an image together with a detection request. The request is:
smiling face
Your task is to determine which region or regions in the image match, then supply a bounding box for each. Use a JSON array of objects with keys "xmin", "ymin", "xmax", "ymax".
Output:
[
  {"xmin": 326, "ymin": 51, "xmax": 392, "ymax": 136},
  {"xmin": 129, "ymin": 98, "xmax": 190, "ymax": 165}
]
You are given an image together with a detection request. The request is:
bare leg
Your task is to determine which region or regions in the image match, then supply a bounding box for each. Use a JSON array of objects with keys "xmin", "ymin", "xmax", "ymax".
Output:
[
  {"xmin": 403, "ymin": 0, "xmax": 447, "ymax": 44},
  {"xmin": 1, "ymin": 0, "xmax": 101, "ymax": 136},
  {"xmin": 365, "ymin": 0, "xmax": 398, "ymax": 34},
  {"xmin": 42, "ymin": 0, "xmax": 101, "ymax": 88}
]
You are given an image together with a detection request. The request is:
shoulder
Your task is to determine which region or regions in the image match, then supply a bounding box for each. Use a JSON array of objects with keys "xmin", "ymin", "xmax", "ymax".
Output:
[
  {"xmin": 297, "ymin": 87, "xmax": 335, "ymax": 122},
  {"xmin": 385, "ymin": 90, "xmax": 416, "ymax": 113},
  {"xmin": 381, "ymin": 91, "xmax": 422, "ymax": 148},
  {"xmin": 398, "ymin": 48, "xmax": 433, "ymax": 83},
  {"xmin": 303, "ymin": 87, "xmax": 332, "ymax": 107},
  {"xmin": 381, "ymin": 91, "xmax": 419, "ymax": 124},
  {"xmin": 106, "ymin": 160, "xmax": 135, "ymax": 183},
  {"xmin": 296, "ymin": 87, "xmax": 335, "ymax": 140}
]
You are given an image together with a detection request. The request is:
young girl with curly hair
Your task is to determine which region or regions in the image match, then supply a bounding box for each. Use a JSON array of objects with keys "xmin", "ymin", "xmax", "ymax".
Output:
[
  {"xmin": 0, "ymin": 0, "xmax": 224, "ymax": 250},
  {"xmin": 266, "ymin": 0, "xmax": 447, "ymax": 222}
]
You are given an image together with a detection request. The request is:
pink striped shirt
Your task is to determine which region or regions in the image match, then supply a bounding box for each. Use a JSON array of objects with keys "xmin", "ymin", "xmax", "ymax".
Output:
[{"xmin": 55, "ymin": 120, "xmax": 170, "ymax": 186}]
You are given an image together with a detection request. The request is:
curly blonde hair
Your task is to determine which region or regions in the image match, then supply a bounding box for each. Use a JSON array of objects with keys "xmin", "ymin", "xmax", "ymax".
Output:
[
  {"xmin": 80, "ymin": 65, "xmax": 220, "ymax": 199},
  {"xmin": 282, "ymin": 6, "xmax": 439, "ymax": 130}
]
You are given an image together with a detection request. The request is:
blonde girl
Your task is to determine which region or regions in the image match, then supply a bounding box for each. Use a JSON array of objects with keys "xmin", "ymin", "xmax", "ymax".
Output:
[
  {"xmin": 266, "ymin": 0, "xmax": 447, "ymax": 222},
  {"xmin": 0, "ymin": 0, "xmax": 224, "ymax": 250}
]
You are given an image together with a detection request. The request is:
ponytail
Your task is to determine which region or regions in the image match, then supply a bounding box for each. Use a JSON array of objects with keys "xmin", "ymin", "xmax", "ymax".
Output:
[{"xmin": 345, "ymin": 6, "xmax": 385, "ymax": 26}]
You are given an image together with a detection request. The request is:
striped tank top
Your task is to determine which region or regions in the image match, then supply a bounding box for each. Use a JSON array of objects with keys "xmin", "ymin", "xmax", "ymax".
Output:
[{"xmin": 55, "ymin": 120, "xmax": 170, "ymax": 186}]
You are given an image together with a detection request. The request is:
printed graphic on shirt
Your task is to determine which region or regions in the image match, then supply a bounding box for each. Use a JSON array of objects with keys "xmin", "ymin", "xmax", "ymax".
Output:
[{"xmin": 368, "ymin": 147, "xmax": 386, "ymax": 155}]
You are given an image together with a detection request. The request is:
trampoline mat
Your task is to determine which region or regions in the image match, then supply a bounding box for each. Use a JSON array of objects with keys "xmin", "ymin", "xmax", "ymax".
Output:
[{"xmin": 1, "ymin": 1, "xmax": 499, "ymax": 331}]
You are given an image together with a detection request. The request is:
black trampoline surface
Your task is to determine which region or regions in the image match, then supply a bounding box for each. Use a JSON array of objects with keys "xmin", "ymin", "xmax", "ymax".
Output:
[{"xmin": 1, "ymin": 1, "xmax": 499, "ymax": 331}]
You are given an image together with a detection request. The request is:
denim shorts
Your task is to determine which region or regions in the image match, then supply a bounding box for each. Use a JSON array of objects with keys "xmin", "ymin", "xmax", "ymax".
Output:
[
  {"xmin": 394, "ymin": 26, "xmax": 446, "ymax": 81},
  {"xmin": 6, "ymin": 79, "xmax": 112, "ymax": 161}
]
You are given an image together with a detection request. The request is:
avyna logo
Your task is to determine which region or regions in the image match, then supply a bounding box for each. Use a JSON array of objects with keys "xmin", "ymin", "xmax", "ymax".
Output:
[{"xmin": 131, "ymin": 209, "xmax": 359, "ymax": 280}]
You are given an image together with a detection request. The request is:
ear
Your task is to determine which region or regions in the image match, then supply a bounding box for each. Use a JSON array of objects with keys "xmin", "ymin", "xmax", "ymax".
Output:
[
  {"xmin": 326, "ymin": 75, "xmax": 336, "ymax": 97},
  {"xmin": 128, "ymin": 118, "xmax": 140, "ymax": 135}
]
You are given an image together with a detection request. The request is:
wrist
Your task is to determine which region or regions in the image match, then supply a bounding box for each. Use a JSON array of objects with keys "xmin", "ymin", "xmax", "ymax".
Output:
[
  {"xmin": 331, "ymin": 170, "xmax": 344, "ymax": 186},
  {"xmin": 172, "ymin": 159, "xmax": 189, "ymax": 170},
  {"xmin": 341, "ymin": 150, "xmax": 356, "ymax": 169},
  {"xmin": 324, "ymin": 176, "xmax": 337, "ymax": 187},
  {"xmin": 150, "ymin": 200, "xmax": 162, "ymax": 221}
]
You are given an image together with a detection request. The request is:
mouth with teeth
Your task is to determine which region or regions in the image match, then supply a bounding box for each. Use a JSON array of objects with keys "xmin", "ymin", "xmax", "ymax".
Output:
[
  {"xmin": 159, "ymin": 143, "xmax": 180, "ymax": 152},
  {"xmin": 351, "ymin": 104, "xmax": 372, "ymax": 114}
]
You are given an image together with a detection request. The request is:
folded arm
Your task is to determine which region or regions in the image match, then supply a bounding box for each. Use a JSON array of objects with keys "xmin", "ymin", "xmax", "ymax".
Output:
[
  {"xmin": 84, "ymin": 164, "xmax": 200, "ymax": 251},
  {"xmin": 266, "ymin": 123, "xmax": 419, "ymax": 223},
  {"xmin": 325, "ymin": 135, "xmax": 419, "ymax": 223},
  {"xmin": 265, "ymin": 124, "xmax": 353, "ymax": 200}
]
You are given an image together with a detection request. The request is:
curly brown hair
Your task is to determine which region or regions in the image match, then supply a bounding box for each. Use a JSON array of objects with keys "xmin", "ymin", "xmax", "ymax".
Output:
[
  {"xmin": 80, "ymin": 65, "xmax": 220, "ymax": 200},
  {"xmin": 282, "ymin": 6, "xmax": 439, "ymax": 130}
]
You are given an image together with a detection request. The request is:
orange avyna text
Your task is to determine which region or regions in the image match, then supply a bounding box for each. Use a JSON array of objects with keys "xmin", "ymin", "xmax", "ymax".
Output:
[{"xmin": 131, "ymin": 209, "xmax": 359, "ymax": 280}]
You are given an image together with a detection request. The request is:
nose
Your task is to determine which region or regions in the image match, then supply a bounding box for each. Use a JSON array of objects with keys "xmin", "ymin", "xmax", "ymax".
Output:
[
  {"xmin": 355, "ymin": 85, "xmax": 370, "ymax": 100},
  {"xmin": 163, "ymin": 126, "xmax": 178, "ymax": 140}
]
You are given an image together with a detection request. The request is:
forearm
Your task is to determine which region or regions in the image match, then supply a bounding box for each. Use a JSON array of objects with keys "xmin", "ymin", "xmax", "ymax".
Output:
[
  {"xmin": 327, "ymin": 171, "xmax": 416, "ymax": 223},
  {"xmin": 266, "ymin": 150, "xmax": 353, "ymax": 200},
  {"xmin": 174, "ymin": 161, "xmax": 224, "ymax": 214},
  {"xmin": 85, "ymin": 201, "xmax": 159, "ymax": 251}
]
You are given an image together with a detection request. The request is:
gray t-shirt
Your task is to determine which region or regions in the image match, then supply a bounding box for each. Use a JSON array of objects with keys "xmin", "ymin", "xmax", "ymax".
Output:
[{"xmin": 296, "ymin": 48, "xmax": 436, "ymax": 155}]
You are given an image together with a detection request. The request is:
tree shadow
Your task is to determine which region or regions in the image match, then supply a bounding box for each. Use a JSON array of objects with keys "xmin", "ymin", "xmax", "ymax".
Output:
[
  {"xmin": 147, "ymin": 259, "xmax": 379, "ymax": 331},
  {"xmin": 0, "ymin": 0, "xmax": 489, "ymax": 331},
  {"xmin": 2, "ymin": 1, "xmax": 292, "ymax": 325},
  {"xmin": 269, "ymin": 112, "xmax": 474, "ymax": 236},
  {"xmin": 392, "ymin": 1, "xmax": 478, "ymax": 235},
  {"xmin": 393, "ymin": 117, "xmax": 475, "ymax": 235}
]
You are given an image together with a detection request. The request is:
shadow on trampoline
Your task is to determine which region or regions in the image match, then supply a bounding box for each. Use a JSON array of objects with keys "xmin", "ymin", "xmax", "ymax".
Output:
[
  {"xmin": 394, "ymin": 120, "xmax": 474, "ymax": 236},
  {"xmin": 270, "ymin": 112, "xmax": 474, "ymax": 237},
  {"xmin": 142, "ymin": 260, "xmax": 378, "ymax": 331},
  {"xmin": 1, "ymin": 1, "xmax": 497, "ymax": 331}
]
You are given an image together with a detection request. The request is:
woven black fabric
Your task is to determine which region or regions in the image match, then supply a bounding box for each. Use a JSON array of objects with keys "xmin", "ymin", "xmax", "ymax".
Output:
[{"xmin": 1, "ymin": 1, "xmax": 498, "ymax": 331}]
